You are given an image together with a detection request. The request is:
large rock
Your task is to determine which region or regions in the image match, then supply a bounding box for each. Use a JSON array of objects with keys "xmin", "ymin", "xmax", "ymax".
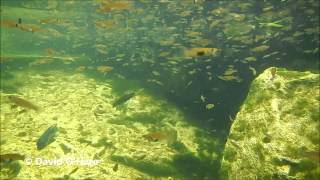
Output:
[{"xmin": 220, "ymin": 67, "xmax": 319, "ymax": 180}]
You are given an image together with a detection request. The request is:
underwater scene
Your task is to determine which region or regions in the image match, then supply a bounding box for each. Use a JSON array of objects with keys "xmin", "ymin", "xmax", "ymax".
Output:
[{"xmin": 0, "ymin": 0, "xmax": 319, "ymax": 179}]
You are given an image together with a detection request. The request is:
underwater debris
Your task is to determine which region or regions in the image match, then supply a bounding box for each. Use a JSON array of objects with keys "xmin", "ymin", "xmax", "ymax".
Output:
[
  {"xmin": 0, "ymin": 153, "xmax": 25, "ymax": 163},
  {"xmin": 7, "ymin": 95, "xmax": 40, "ymax": 111},
  {"xmin": 37, "ymin": 124, "xmax": 58, "ymax": 150}
]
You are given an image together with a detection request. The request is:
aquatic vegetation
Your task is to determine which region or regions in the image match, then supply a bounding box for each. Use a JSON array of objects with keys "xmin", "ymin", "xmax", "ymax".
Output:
[
  {"xmin": 221, "ymin": 68, "xmax": 320, "ymax": 179},
  {"xmin": 36, "ymin": 124, "xmax": 58, "ymax": 150}
]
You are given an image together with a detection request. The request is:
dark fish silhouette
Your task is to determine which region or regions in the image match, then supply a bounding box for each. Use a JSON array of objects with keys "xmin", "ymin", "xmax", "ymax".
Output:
[
  {"xmin": 7, "ymin": 95, "xmax": 39, "ymax": 111},
  {"xmin": 112, "ymin": 92, "xmax": 136, "ymax": 107},
  {"xmin": 113, "ymin": 163, "xmax": 119, "ymax": 172},
  {"xmin": 112, "ymin": 89, "xmax": 144, "ymax": 107},
  {"xmin": 37, "ymin": 124, "xmax": 58, "ymax": 150}
]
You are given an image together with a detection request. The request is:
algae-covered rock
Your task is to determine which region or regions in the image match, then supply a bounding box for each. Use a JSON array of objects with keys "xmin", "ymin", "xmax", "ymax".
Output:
[{"xmin": 221, "ymin": 67, "xmax": 320, "ymax": 180}]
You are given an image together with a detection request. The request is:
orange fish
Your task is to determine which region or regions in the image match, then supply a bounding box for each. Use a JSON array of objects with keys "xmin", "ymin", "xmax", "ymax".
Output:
[{"xmin": 0, "ymin": 20, "xmax": 18, "ymax": 28}]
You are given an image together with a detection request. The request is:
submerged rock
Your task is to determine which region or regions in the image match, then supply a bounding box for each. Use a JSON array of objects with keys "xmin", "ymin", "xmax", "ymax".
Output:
[{"xmin": 220, "ymin": 68, "xmax": 320, "ymax": 180}]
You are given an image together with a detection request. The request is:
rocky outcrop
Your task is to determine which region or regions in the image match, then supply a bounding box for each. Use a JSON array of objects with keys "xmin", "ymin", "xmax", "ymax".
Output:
[{"xmin": 221, "ymin": 68, "xmax": 319, "ymax": 180}]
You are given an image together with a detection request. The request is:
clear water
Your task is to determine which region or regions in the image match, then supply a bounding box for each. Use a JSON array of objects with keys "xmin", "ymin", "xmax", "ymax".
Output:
[{"xmin": 0, "ymin": 0, "xmax": 319, "ymax": 179}]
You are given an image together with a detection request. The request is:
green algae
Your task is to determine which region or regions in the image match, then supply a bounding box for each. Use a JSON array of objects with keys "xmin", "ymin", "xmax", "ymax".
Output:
[{"xmin": 221, "ymin": 68, "xmax": 320, "ymax": 179}]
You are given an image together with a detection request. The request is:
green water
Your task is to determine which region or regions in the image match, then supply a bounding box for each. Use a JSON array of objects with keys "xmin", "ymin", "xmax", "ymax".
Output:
[{"xmin": 0, "ymin": 0, "xmax": 319, "ymax": 179}]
